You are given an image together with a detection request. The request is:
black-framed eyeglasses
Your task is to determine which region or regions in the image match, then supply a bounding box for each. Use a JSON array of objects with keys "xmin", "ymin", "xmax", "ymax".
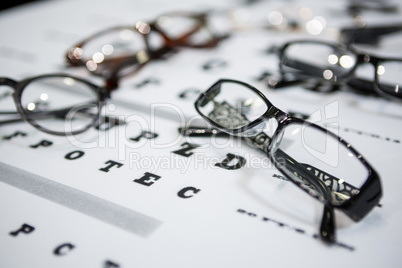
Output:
[
  {"xmin": 0, "ymin": 74, "xmax": 110, "ymax": 136},
  {"xmin": 194, "ymin": 79, "xmax": 382, "ymax": 243},
  {"xmin": 66, "ymin": 11, "xmax": 228, "ymax": 90},
  {"xmin": 267, "ymin": 39, "xmax": 402, "ymax": 101}
]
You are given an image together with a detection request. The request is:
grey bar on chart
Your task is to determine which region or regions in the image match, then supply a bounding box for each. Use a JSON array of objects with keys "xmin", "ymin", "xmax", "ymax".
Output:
[{"xmin": 0, "ymin": 162, "xmax": 162, "ymax": 237}]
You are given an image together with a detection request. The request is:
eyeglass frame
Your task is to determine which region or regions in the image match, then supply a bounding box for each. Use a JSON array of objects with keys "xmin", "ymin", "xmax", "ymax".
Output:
[
  {"xmin": 0, "ymin": 73, "xmax": 110, "ymax": 136},
  {"xmin": 195, "ymin": 78, "xmax": 382, "ymax": 242},
  {"xmin": 270, "ymin": 39, "xmax": 402, "ymax": 101},
  {"xmin": 66, "ymin": 11, "xmax": 228, "ymax": 90}
]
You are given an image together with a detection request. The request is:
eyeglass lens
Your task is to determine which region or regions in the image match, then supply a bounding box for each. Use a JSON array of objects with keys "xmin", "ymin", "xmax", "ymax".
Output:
[
  {"xmin": 67, "ymin": 14, "xmax": 217, "ymax": 80},
  {"xmin": 197, "ymin": 81, "xmax": 269, "ymax": 136},
  {"xmin": 281, "ymin": 42, "xmax": 402, "ymax": 100},
  {"xmin": 68, "ymin": 26, "xmax": 149, "ymax": 77},
  {"xmin": 281, "ymin": 42, "xmax": 357, "ymax": 81},
  {"xmin": 19, "ymin": 76, "xmax": 100, "ymax": 135},
  {"xmin": 271, "ymin": 123, "xmax": 368, "ymax": 206},
  {"xmin": 376, "ymin": 60, "xmax": 402, "ymax": 99}
]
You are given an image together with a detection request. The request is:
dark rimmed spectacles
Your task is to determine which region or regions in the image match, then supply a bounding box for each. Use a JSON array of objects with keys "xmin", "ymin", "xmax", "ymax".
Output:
[
  {"xmin": 267, "ymin": 39, "xmax": 402, "ymax": 102},
  {"xmin": 0, "ymin": 74, "xmax": 110, "ymax": 136},
  {"xmin": 66, "ymin": 11, "xmax": 228, "ymax": 90},
  {"xmin": 194, "ymin": 79, "xmax": 382, "ymax": 243}
]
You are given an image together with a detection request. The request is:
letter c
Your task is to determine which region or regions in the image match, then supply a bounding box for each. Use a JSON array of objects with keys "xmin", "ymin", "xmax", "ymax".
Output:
[{"xmin": 177, "ymin": 186, "xmax": 201, "ymax": 198}]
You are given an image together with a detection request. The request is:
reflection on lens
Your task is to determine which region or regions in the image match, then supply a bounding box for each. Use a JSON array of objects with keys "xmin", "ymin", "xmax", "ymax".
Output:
[
  {"xmin": 135, "ymin": 21, "xmax": 151, "ymax": 34},
  {"xmin": 92, "ymin": 52, "xmax": 105, "ymax": 63},
  {"xmin": 156, "ymin": 16, "xmax": 172, "ymax": 28},
  {"xmin": 323, "ymin": 69, "xmax": 333, "ymax": 80},
  {"xmin": 328, "ymin": 54, "xmax": 338, "ymax": 65},
  {"xmin": 305, "ymin": 16, "xmax": 326, "ymax": 35},
  {"xmin": 268, "ymin": 11, "xmax": 284, "ymax": 26},
  {"xmin": 339, "ymin": 55, "xmax": 354, "ymax": 69},
  {"xmin": 63, "ymin": 77, "xmax": 76, "ymax": 86},
  {"xmin": 86, "ymin": 60, "xmax": 97, "ymax": 71},
  {"xmin": 271, "ymin": 122, "xmax": 368, "ymax": 206},
  {"xmin": 120, "ymin": 29, "xmax": 136, "ymax": 40},
  {"xmin": 136, "ymin": 50, "xmax": 149, "ymax": 64},
  {"xmin": 40, "ymin": 93, "xmax": 48, "ymax": 101},
  {"xmin": 20, "ymin": 76, "xmax": 99, "ymax": 135},
  {"xmin": 67, "ymin": 47, "xmax": 83, "ymax": 60},
  {"xmin": 377, "ymin": 65, "xmax": 385, "ymax": 76},
  {"xmin": 377, "ymin": 60, "xmax": 402, "ymax": 99},
  {"xmin": 102, "ymin": 44, "xmax": 114, "ymax": 55},
  {"xmin": 27, "ymin": 103, "xmax": 36, "ymax": 111}
]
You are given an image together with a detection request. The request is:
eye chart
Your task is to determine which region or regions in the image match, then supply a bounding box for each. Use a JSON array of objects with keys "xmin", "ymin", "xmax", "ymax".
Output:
[{"xmin": 1, "ymin": 1, "xmax": 402, "ymax": 267}]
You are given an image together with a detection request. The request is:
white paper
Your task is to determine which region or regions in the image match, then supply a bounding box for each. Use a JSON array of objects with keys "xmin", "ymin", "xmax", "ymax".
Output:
[{"xmin": 1, "ymin": 1, "xmax": 401, "ymax": 267}]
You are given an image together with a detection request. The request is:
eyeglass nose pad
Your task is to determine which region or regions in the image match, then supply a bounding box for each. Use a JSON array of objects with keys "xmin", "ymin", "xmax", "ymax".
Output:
[
  {"xmin": 271, "ymin": 129, "xmax": 284, "ymax": 152},
  {"xmin": 241, "ymin": 120, "xmax": 266, "ymax": 137}
]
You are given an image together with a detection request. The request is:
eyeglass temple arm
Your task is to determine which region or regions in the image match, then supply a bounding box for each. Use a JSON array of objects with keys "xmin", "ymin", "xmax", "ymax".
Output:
[
  {"xmin": 268, "ymin": 59, "xmax": 334, "ymax": 89},
  {"xmin": 340, "ymin": 24, "xmax": 402, "ymax": 45},
  {"xmin": 280, "ymin": 58, "xmax": 328, "ymax": 77},
  {"xmin": 0, "ymin": 108, "xmax": 125, "ymax": 127},
  {"xmin": 178, "ymin": 125, "xmax": 231, "ymax": 137},
  {"xmin": 273, "ymin": 148, "xmax": 336, "ymax": 243},
  {"xmin": 283, "ymin": 57, "xmax": 378, "ymax": 95},
  {"xmin": 271, "ymin": 59, "xmax": 377, "ymax": 95},
  {"xmin": 179, "ymin": 125, "xmax": 336, "ymax": 243}
]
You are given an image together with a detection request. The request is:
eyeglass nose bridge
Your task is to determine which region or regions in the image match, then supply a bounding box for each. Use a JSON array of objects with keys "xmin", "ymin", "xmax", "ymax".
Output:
[{"xmin": 269, "ymin": 107, "xmax": 288, "ymax": 123}]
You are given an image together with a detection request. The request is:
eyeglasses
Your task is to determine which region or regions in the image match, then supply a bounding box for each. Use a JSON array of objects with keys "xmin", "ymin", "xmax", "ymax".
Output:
[
  {"xmin": 0, "ymin": 74, "xmax": 109, "ymax": 136},
  {"xmin": 267, "ymin": 40, "xmax": 402, "ymax": 101},
  {"xmin": 194, "ymin": 79, "xmax": 382, "ymax": 243},
  {"xmin": 66, "ymin": 11, "xmax": 228, "ymax": 90}
]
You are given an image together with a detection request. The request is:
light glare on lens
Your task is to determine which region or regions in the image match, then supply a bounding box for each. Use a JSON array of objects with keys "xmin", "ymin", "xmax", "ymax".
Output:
[
  {"xmin": 339, "ymin": 55, "xmax": 354, "ymax": 69},
  {"xmin": 136, "ymin": 21, "xmax": 151, "ymax": 34},
  {"xmin": 69, "ymin": 47, "xmax": 83, "ymax": 59},
  {"xmin": 63, "ymin": 77, "xmax": 76, "ymax": 86},
  {"xmin": 40, "ymin": 93, "xmax": 48, "ymax": 101},
  {"xmin": 323, "ymin": 69, "xmax": 333, "ymax": 80},
  {"xmin": 27, "ymin": 103, "xmax": 36, "ymax": 111},
  {"xmin": 102, "ymin": 44, "xmax": 114, "ymax": 55},
  {"xmin": 268, "ymin": 11, "xmax": 284, "ymax": 26},
  {"xmin": 377, "ymin": 65, "xmax": 385, "ymax": 76},
  {"xmin": 291, "ymin": 127, "xmax": 300, "ymax": 136},
  {"xmin": 243, "ymin": 98, "xmax": 254, "ymax": 107},
  {"xmin": 120, "ymin": 29, "xmax": 135, "ymax": 40},
  {"xmin": 156, "ymin": 16, "xmax": 172, "ymax": 27},
  {"xmin": 328, "ymin": 54, "xmax": 338, "ymax": 65},
  {"xmin": 86, "ymin": 60, "xmax": 97, "ymax": 71},
  {"xmin": 92, "ymin": 52, "xmax": 105, "ymax": 63},
  {"xmin": 306, "ymin": 16, "xmax": 326, "ymax": 35},
  {"xmin": 136, "ymin": 50, "xmax": 149, "ymax": 64}
]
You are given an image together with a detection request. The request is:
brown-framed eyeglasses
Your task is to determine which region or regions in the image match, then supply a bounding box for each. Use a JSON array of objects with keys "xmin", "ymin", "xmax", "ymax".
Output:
[{"xmin": 66, "ymin": 11, "xmax": 229, "ymax": 90}]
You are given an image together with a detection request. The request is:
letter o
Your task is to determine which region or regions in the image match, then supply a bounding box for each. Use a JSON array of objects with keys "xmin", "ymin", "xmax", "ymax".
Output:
[{"xmin": 65, "ymin": 150, "xmax": 85, "ymax": 160}]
